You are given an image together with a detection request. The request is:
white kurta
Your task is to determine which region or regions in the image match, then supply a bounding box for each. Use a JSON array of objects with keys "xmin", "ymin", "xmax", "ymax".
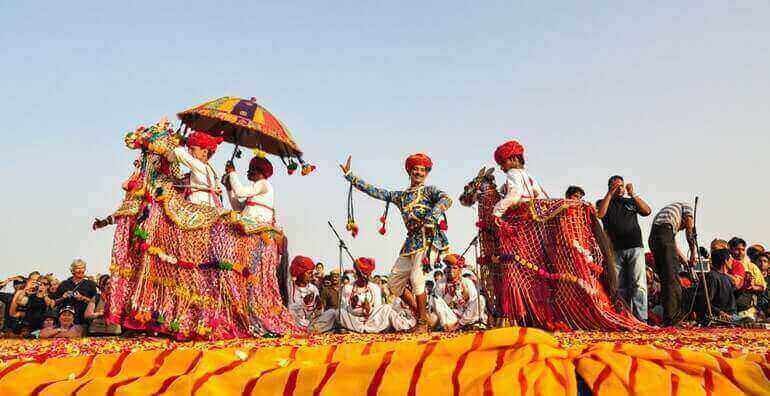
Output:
[
  {"xmin": 226, "ymin": 173, "xmax": 275, "ymax": 224},
  {"xmin": 432, "ymin": 278, "xmax": 487, "ymax": 327},
  {"xmin": 339, "ymin": 282, "xmax": 393, "ymax": 333},
  {"xmin": 492, "ymin": 168, "xmax": 546, "ymax": 217},
  {"xmin": 171, "ymin": 147, "xmax": 222, "ymax": 207},
  {"xmin": 389, "ymin": 297, "xmax": 417, "ymax": 332},
  {"xmin": 288, "ymin": 283, "xmax": 321, "ymax": 328}
]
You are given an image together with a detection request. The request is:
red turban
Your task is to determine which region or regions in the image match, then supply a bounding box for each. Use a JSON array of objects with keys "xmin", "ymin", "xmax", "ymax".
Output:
[
  {"xmin": 354, "ymin": 257, "xmax": 376, "ymax": 276},
  {"xmin": 187, "ymin": 131, "xmax": 224, "ymax": 153},
  {"xmin": 290, "ymin": 256, "xmax": 315, "ymax": 278},
  {"xmin": 442, "ymin": 254, "xmax": 466, "ymax": 268},
  {"xmin": 405, "ymin": 153, "xmax": 433, "ymax": 173},
  {"xmin": 494, "ymin": 140, "xmax": 525, "ymax": 166},
  {"xmin": 249, "ymin": 156, "xmax": 274, "ymax": 179}
]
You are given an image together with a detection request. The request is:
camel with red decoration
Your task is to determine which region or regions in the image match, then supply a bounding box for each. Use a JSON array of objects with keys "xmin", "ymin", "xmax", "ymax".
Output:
[{"xmin": 459, "ymin": 167, "xmax": 647, "ymax": 331}]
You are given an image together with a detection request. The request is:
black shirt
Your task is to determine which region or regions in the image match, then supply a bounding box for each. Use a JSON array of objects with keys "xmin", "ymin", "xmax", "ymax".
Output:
[
  {"xmin": 597, "ymin": 197, "xmax": 643, "ymax": 250},
  {"xmin": 54, "ymin": 277, "xmax": 97, "ymax": 324},
  {"xmin": 698, "ymin": 270, "xmax": 736, "ymax": 317}
]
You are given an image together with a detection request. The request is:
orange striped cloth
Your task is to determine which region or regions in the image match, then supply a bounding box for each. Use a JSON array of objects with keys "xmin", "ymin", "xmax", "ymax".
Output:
[{"xmin": 0, "ymin": 327, "xmax": 767, "ymax": 395}]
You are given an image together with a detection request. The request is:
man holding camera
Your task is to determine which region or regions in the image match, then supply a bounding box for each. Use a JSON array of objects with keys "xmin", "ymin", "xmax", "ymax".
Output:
[
  {"xmin": 597, "ymin": 175, "xmax": 652, "ymax": 322},
  {"xmin": 53, "ymin": 259, "xmax": 97, "ymax": 324}
]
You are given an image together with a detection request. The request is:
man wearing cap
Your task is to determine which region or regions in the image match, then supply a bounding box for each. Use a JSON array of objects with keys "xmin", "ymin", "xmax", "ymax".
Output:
[
  {"xmin": 429, "ymin": 254, "xmax": 487, "ymax": 331},
  {"xmin": 39, "ymin": 306, "xmax": 84, "ymax": 339},
  {"xmin": 166, "ymin": 131, "xmax": 224, "ymax": 207},
  {"xmin": 339, "ymin": 154, "xmax": 452, "ymax": 332},
  {"xmin": 225, "ymin": 156, "xmax": 276, "ymax": 224},
  {"xmin": 339, "ymin": 258, "xmax": 396, "ymax": 333},
  {"xmin": 287, "ymin": 256, "xmax": 335, "ymax": 333}
]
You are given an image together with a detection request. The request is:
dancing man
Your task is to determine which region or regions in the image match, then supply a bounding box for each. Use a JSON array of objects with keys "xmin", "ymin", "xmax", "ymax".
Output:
[
  {"xmin": 429, "ymin": 253, "xmax": 487, "ymax": 331},
  {"xmin": 339, "ymin": 154, "xmax": 452, "ymax": 332}
]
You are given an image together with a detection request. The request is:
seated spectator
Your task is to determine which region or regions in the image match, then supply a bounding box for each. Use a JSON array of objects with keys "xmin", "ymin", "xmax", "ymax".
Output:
[
  {"xmin": 757, "ymin": 251, "xmax": 770, "ymax": 321},
  {"xmin": 85, "ymin": 275, "xmax": 121, "ymax": 336},
  {"xmin": 312, "ymin": 262, "xmax": 325, "ymax": 289},
  {"xmin": 339, "ymin": 258, "xmax": 406, "ymax": 333},
  {"xmin": 712, "ymin": 238, "xmax": 745, "ymax": 288},
  {"xmin": 39, "ymin": 306, "xmax": 84, "ymax": 339},
  {"xmin": 565, "ymin": 185, "xmax": 585, "ymax": 200},
  {"xmin": 735, "ymin": 244, "xmax": 767, "ymax": 321},
  {"xmin": 380, "ymin": 277, "xmax": 393, "ymax": 304},
  {"xmin": 429, "ymin": 254, "xmax": 487, "ymax": 331},
  {"xmin": 32, "ymin": 309, "xmax": 58, "ymax": 339},
  {"xmin": 319, "ymin": 272, "xmax": 341, "ymax": 311},
  {"xmin": 695, "ymin": 249, "xmax": 736, "ymax": 324},
  {"xmin": 53, "ymin": 259, "xmax": 97, "ymax": 325}
]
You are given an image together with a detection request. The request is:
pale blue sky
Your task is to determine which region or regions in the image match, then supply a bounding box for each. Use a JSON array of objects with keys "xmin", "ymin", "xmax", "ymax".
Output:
[{"xmin": 1, "ymin": 1, "xmax": 768, "ymax": 278}]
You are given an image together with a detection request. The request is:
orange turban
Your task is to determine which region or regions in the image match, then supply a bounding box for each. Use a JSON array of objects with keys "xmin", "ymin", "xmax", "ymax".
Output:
[
  {"xmin": 354, "ymin": 257, "xmax": 376, "ymax": 276},
  {"xmin": 442, "ymin": 254, "xmax": 466, "ymax": 268},
  {"xmin": 187, "ymin": 131, "xmax": 224, "ymax": 153},
  {"xmin": 494, "ymin": 140, "xmax": 525, "ymax": 166},
  {"xmin": 249, "ymin": 156, "xmax": 274, "ymax": 179},
  {"xmin": 290, "ymin": 256, "xmax": 315, "ymax": 278},
  {"xmin": 405, "ymin": 153, "xmax": 433, "ymax": 172}
]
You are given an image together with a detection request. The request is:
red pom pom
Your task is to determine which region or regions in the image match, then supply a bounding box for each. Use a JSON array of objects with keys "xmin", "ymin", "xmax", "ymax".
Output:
[
  {"xmin": 421, "ymin": 256, "xmax": 430, "ymax": 265},
  {"xmin": 139, "ymin": 242, "xmax": 149, "ymax": 252},
  {"xmin": 378, "ymin": 226, "xmax": 386, "ymax": 235},
  {"xmin": 379, "ymin": 216, "xmax": 387, "ymax": 223},
  {"xmin": 439, "ymin": 220, "xmax": 448, "ymax": 231}
]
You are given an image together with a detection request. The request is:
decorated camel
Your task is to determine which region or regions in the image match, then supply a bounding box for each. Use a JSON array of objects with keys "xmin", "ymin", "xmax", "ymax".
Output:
[{"xmin": 459, "ymin": 167, "xmax": 646, "ymax": 331}]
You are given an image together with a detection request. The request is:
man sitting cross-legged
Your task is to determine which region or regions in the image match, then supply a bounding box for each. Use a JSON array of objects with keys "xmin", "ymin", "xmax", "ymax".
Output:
[{"xmin": 429, "ymin": 254, "xmax": 487, "ymax": 331}]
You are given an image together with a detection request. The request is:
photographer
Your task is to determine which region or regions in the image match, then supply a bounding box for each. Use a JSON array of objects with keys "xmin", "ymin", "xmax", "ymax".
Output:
[
  {"xmin": 53, "ymin": 259, "xmax": 97, "ymax": 325},
  {"xmin": 8, "ymin": 274, "xmax": 49, "ymax": 334}
]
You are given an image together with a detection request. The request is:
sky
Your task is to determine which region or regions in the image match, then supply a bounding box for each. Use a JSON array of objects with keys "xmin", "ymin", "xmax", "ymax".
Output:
[{"xmin": 1, "ymin": 1, "xmax": 769, "ymax": 279}]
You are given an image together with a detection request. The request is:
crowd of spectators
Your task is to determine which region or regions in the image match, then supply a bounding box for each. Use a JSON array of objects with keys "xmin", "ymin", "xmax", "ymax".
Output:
[
  {"xmin": 309, "ymin": 262, "xmax": 397, "ymax": 312},
  {"xmin": 574, "ymin": 176, "xmax": 770, "ymax": 328},
  {"xmin": 0, "ymin": 259, "xmax": 120, "ymax": 339}
]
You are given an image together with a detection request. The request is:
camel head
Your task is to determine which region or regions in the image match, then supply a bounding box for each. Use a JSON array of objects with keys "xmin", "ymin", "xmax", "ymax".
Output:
[{"xmin": 459, "ymin": 167, "xmax": 496, "ymax": 207}]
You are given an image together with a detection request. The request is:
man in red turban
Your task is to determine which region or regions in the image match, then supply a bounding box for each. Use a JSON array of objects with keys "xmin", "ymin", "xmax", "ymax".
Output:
[
  {"xmin": 167, "ymin": 131, "xmax": 224, "ymax": 207},
  {"xmin": 491, "ymin": 139, "xmax": 547, "ymax": 218},
  {"xmin": 224, "ymin": 156, "xmax": 276, "ymax": 224},
  {"xmin": 493, "ymin": 140, "xmax": 525, "ymax": 167},
  {"xmin": 339, "ymin": 152, "xmax": 452, "ymax": 333},
  {"xmin": 287, "ymin": 256, "xmax": 335, "ymax": 333},
  {"xmin": 339, "ymin": 257, "xmax": 411, "ymax": 333},
  {"xmin": 354, "ymin": 257, "xmax": 376, "ymax": 278}
]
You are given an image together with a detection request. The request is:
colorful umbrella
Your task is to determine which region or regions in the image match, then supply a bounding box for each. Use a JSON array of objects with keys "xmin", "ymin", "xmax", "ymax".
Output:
[{"xmin": 177, "ymin": 97, "xmax": 303, "ymax": 158}]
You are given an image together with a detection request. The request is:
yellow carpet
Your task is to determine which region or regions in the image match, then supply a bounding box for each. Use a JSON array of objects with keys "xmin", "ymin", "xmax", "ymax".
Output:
[{"xmin": 0, "ymin": 327, "xmax": 768, "ymax": 395}]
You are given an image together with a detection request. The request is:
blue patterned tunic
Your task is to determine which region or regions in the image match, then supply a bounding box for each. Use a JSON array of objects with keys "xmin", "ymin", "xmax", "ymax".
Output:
[{"xmin": 345, "ymin": 172, "xmax": 452, "ymax": 256}]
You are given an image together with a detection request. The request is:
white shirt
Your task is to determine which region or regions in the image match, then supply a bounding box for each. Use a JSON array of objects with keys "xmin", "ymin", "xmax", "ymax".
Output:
[
  {"xmin": 341, "ymin": 282, "xmax": 383, "ymax": 317},
  {"xmin": 226, "ymin": 173, "xmax": 275, "ymax": 224},
  {"xmin": 171, "ymin": 147, "xmax": 222, "ymax": 207},
  {"xmin": 492, "ymin": 168, "xmax": 546, "ymax": 217},
  {"xmin": 435, "ymin": 277, "xmax": 478, "ymax": 308}
]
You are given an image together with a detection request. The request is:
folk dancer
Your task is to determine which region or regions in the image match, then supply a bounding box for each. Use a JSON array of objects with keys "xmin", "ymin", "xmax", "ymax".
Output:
[
  {"xmin": 339, "ymin": 154, "xmax": 452, "ymax": 332},
  {"xmin": 225, "ymin": 156, "xmax": 276, "ymax": 224},
  {"xmin": 429, "ymin": 254, "xmax": 487, "ymax": 331},
  {"xmin": 288, "ymin": 256, "xmax": 335, "ymax": 333},
  {"xmin": 166, "ymin": 131, "xmax": 224, "ymax": 207}
]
